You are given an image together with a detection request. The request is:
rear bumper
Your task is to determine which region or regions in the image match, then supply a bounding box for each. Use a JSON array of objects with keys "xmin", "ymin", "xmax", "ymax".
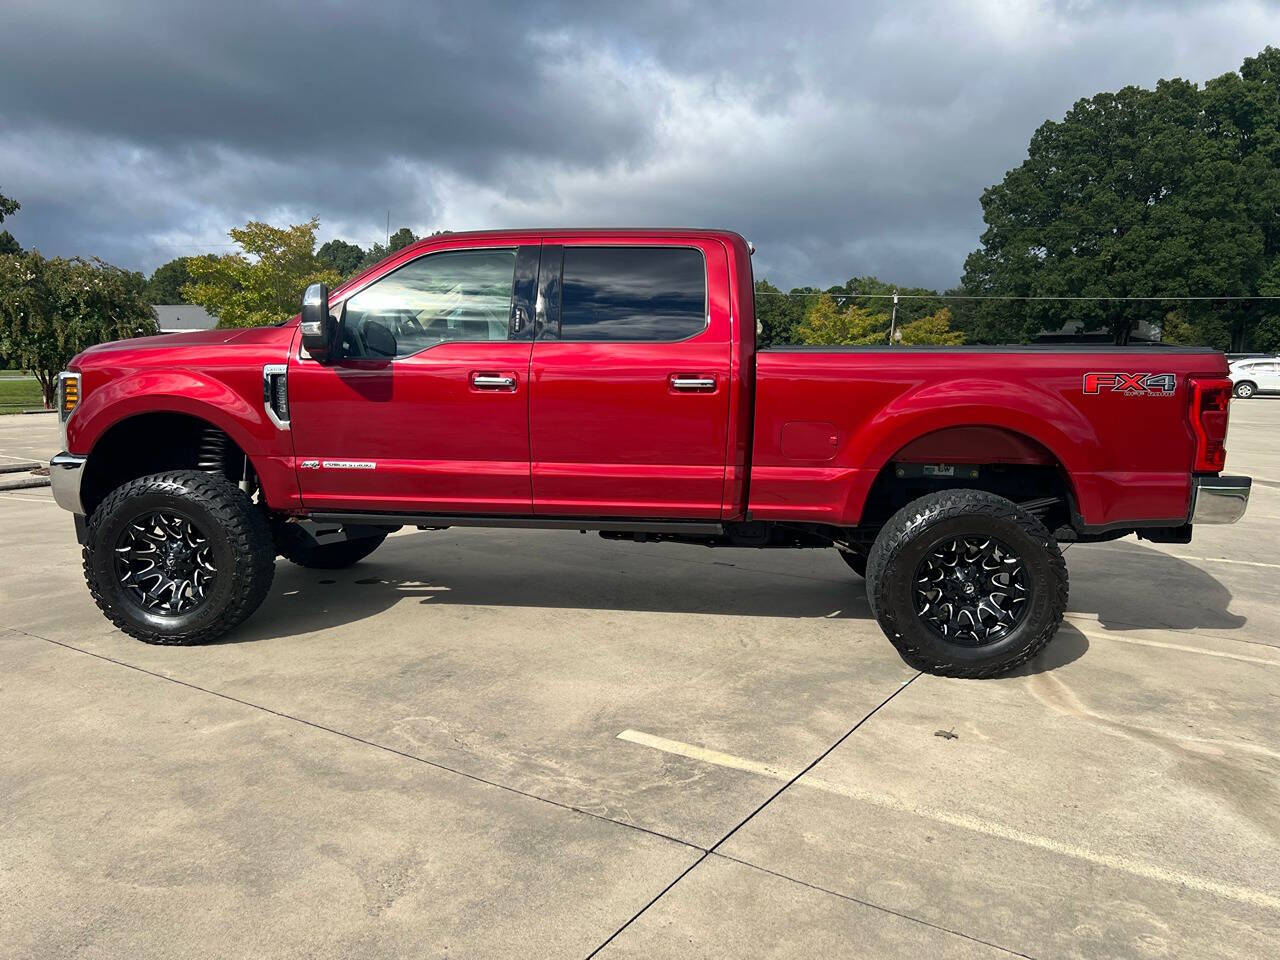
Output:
[
  {"xmin": 1189, "ymin": 475, "xmax": 1250, "ymax": 524},
  {"xmin": 49, "ymin": 452, "xmax": 87, "ymax": 515}
]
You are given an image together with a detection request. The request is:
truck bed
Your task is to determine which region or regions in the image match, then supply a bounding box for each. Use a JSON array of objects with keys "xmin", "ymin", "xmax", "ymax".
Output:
[{"xmin": 748, "ymin": 345, "xmax": 1229, "ymax": 529}]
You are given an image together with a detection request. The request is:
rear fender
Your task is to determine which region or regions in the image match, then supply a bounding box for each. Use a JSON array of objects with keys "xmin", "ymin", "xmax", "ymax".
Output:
[{"xmin": 845, "ymin": 378, "xmax": 1099, "ymax": 521}]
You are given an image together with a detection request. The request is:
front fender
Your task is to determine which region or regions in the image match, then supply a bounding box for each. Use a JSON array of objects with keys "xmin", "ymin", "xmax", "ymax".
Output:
[{"xmin": 67, "ymin": 367, "xmax": 301, "ymax": 511}]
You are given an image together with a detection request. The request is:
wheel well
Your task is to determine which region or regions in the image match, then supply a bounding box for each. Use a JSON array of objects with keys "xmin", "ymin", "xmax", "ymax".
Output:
[
  {"xmin": 80, "ymin": 412, "xmax": 252, "ymax": 516},
  {"xmin": 857, "ymin": 427, "xmax": 1076, "ymax": 538}
]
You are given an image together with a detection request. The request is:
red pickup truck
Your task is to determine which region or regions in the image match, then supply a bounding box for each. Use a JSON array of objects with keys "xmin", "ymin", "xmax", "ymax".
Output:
[{"xmin": 50, "ymin": 229, "xmax": 1251, "ymax": 677}]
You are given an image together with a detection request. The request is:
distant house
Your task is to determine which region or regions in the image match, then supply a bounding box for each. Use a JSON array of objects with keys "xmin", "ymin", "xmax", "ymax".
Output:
[{"xmin": 152, "ymin": 304, "xmax": 217, "ymax": 334}]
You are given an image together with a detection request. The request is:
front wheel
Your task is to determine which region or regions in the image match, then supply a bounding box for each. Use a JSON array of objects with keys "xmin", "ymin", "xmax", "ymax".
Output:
[
  {"xmin": 865, "ymin": 490, "xmax": 1067, "ymax": 678},
  {"xmin": 1234, "ymin": 381, "xmax": 1256, "ymax": 399},
  {"xmin": 83, "ymin": 471, "xmax": 276, "ymax": 645}
]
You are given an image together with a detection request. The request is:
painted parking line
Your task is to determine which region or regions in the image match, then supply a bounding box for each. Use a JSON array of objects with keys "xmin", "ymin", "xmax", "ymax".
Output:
[
  {"xmin": 1093, "ymin": 546, "xmax": 1280, "ymax": 570},
  {"xmin": 0, "ymin": 493, "xmax": 58, "ymax": 504},
  {"xmin": 1068, "ymin": 628, "xmax": 1280, "ymax": 667},
  {"xmin": 616, "ymin": 728, "xmax": 1280, "ymax": 912}
]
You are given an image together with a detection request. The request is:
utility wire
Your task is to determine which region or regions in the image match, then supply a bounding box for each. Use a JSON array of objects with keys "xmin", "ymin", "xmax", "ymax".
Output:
[{"xmin": 755, "ymin": 291, "xmax": 1280, "ymax": 301}]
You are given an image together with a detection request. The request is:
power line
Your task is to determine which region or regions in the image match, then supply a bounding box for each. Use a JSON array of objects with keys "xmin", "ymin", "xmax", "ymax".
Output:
[{"xmin": 755, "ymin": 291, "xmax": 1280, "ymax": 301}]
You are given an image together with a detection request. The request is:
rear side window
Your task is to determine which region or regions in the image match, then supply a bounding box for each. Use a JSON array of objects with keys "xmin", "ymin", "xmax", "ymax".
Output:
[{"xmin": 559, "ymin": 247, "xmax": 706, "ymax": 342}]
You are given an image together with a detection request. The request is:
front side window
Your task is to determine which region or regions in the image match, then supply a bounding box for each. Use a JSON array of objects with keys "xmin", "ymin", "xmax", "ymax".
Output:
[
  {"xmin": 341, "ymin": 248, "xmax": 516, "ymax": 358},
  {"xmin": 559, "ymin": 247, "xmax": 706, "ymax": 342}
]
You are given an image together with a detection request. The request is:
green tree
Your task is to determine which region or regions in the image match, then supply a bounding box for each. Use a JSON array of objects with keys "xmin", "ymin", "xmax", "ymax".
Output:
[
  {"xmin": 143, "ymin": 255, "xmax": 214, "ymax": 304},
  {"xmin": 0, "ymin": 252, "xmax": 158, "ymax": 407},
  {"xmin": 317, "ymin": 238, "xmax": 366, "ymax": 278},
  {"xmin": 826, "ymin": 276, "xmax": 947, "ymax": 328},
  {"xmin": 184, "ymin": 219, "xmax": 341, "ymax": 328},
  {"xmin": 0, "ymin": 188, "xmax": 20, "ymax": 258},
  {"xmin": 897, "ymin": 307, "xmax": 965, "ymax": 345},
  {"xmin": 794, "ymin": 293, "xmax": 889, "ymax": 345},
  {"xmin": 753, "ymin": 279, "xmax": 809, "ymax": 346},
  {"xmin": 963, "ymin": 48, "xmax": 1280, "ymax": 347},
  {"xmin": 357, "ymin": 226, "xmax": 419, "ymax": 271}
]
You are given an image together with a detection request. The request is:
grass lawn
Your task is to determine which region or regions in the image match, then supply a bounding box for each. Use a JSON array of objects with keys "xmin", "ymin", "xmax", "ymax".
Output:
[{"xmin": 0, "ymin": 377, "xmax": 46, "ymax": 413}]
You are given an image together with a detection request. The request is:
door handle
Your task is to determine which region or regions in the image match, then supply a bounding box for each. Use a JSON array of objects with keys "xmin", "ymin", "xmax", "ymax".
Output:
[
  {"xmin": 670, "ymin": 375, "xmax": 717, "ymax": 391},
  {"xmin": 471, "ymin": 373, "xmax": 517, "ymax": 391}
]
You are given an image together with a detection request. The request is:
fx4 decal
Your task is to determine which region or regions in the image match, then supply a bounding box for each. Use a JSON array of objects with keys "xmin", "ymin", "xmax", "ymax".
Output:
[{"xmin": 1082, "ymin": 372, "xmax": 1177, "ymax": 396}]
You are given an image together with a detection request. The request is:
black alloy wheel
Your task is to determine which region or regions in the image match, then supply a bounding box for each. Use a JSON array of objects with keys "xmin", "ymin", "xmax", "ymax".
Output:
[
  {"xmin": 912, "ymin": 536, "xmax": 1028, "ymax": 646},
  {"xmin": 865, "ymin": 489, "xmax": 1067, "ymax": 678},
  {"xmin": 115, "ymin": 510, "xmax": 218, "ymax": 616}
]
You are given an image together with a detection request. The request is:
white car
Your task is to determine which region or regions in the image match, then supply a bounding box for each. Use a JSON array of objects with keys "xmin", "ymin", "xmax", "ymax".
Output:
[{"xmin": 1229, "ymin": 357, "xmax": 1280, "ymax": 398}]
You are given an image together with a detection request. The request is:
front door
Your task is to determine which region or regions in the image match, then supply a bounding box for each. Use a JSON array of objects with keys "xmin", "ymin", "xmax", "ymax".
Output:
[
  {"xmin": 528, "ymin": 241, "xmax": 733, "ymax": 518},
  {"xmin": 289, "ymin": 245, "xmax": 538, "ymax": 513}
]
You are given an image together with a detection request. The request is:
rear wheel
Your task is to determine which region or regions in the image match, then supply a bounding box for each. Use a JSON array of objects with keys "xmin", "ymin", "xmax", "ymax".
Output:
[
  {"xmin": 1234, "ymin": 381, "xmax": 1256, "ymax": 399},
  {"xmin": 865, "ymin": 489, "xmax": 1067, "ymax": 678},
  {"xmin": 83, "ymin": 471, "xmax": 275, "ymax": 645}
]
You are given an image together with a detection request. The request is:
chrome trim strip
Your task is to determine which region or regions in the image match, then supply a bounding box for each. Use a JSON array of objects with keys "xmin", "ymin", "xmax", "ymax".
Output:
[
  {"xmin": 1189, "ymin": 475, "xmax": 1251, "ymax": 525},
  {"xmin": 49, "ymin": 453, "xmax": 87, "ymax": 515},
  {"xmin": 263, "ymin": 363, "xmax": 290, "ymax": 430}
]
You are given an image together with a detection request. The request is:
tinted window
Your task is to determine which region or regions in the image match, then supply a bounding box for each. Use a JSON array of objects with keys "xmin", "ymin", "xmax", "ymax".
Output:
[
  {"xmin": 559, "ymin": 247, "xmax": 706, "ymax": 342},
  {"xmin": 341, "ymin": 248, "xmax": 516, "ymax": 358}
]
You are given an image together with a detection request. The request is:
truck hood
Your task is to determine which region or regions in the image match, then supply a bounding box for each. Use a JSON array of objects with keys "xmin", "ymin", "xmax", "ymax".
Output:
[
  {"xmin": 78, "ymin": 329, "xmax": 246, "ymax": 355},
  {"xmin": 69, "ymin": 326, "xmax": 294, "ymax": 368}
]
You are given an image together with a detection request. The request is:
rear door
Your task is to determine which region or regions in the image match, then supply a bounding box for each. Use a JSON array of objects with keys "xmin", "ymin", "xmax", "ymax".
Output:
[{"xmin": 528, "ymin": 240, "xmax": 733, "ymax": 518}]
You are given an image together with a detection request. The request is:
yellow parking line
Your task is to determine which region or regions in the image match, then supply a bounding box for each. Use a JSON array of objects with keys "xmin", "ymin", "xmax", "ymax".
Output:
[{"xmin": 616, "ymin": 728, "xmax": 1280, "ymax": 912}]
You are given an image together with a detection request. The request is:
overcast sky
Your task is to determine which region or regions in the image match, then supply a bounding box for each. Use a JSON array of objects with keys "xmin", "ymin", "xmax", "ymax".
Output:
[{"xmin": 1, "ymin": 0, "xmax": 1276, "ymax": 290}]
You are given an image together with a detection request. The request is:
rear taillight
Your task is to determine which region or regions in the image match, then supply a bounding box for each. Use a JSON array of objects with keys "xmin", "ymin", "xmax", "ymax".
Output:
[{"xmin": 1189, "ymin": 377, "xmax": 1232, "ymax": 473}]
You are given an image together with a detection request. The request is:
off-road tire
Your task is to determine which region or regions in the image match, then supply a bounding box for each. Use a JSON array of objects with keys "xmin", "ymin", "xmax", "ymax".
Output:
[
  {"xmin": 1234, "ymin": 381, "xmax": 1256, "ymax": 399},
  {"xmin": 84, "ymin": 471, "xmax": 276, "ymax": 645},
  {"xmin": 275, "ymin": 528, "xmax": 388, "ymax": 569},
  {"xmin": 838, "ymin": 548, "xmax": 868, "ymax": 578},
  {"xmin": 865, "ymin": 489, "xmax": 1067, "ymax": 678}
]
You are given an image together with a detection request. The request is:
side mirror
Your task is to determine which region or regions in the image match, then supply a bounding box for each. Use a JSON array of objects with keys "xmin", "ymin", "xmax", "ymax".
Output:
[{"xmin": 299, "ymin": 283, "xmax": 338, "ymax": 363}]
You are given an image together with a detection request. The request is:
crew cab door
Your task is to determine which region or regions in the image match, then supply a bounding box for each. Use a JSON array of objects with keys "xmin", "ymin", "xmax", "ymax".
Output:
[
  {"xmin": 288, "ymin": 245, "xmax": 538, "ymax": 513},
  {"xmin": 529, "ymin": 240, "xmax": 732, "ymax": 518}
]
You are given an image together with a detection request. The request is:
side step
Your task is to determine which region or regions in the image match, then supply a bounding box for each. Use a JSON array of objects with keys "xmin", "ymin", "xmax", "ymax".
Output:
[{"xmin": 307, "ymin": 511, "xmax": 725, "ymax": 536}]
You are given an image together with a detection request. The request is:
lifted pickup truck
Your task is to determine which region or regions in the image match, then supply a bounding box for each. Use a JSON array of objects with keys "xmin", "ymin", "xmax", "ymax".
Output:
[{"xmin": 50, "ymin": 229, "xmax": 1251, "ymax": 677}]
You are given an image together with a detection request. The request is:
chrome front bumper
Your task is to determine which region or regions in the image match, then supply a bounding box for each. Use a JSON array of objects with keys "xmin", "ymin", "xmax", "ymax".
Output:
[
  {"xmin": 49, "ymin": 453, "xmax": 87, "ymax": 514},
  {"xmin": 1190, "ymin": 475, "xmax": 1251, "ymax": 525}
]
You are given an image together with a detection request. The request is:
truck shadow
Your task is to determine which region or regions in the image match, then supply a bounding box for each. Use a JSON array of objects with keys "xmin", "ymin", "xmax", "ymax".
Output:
[
  {"xmin": 228, "ymin": 532, "xmax": 1244, "ymax": 654},
  {"xmin": 1064, "ymin": 542, "xmax": 1246, "ymax": 632}
]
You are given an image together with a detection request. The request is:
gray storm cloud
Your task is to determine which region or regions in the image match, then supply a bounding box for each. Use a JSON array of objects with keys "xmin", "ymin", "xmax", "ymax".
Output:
[{"xmin": 1, "ymin": 0, "xmax": 1276, "ymax": 289}]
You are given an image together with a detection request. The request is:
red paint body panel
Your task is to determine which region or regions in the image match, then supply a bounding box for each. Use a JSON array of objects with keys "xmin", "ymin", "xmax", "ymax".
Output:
[
  {"xmin": 749, "ymin": 349, "xmax": 1229, "ymax": 527},
  {"xmin": 67, "ymin": 326, "xmax": 302, "ymax": 510},
  {"xmin": 289, "ymin": 341, "xmax": 535, "ymax": 513},
  {"xmin": 529, "ymin": 234, "xmax": 734, "ymax": 518},
  {"xmin": 64, "ymin": 228, "xmax": 1231, "ymax": 534}
]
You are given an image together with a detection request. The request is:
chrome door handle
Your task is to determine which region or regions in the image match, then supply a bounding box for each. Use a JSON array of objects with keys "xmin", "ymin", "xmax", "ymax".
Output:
[
  {"xmin": 671, "ymin": 376, "xmax": 716, "ymax": 390},
  {"xmin": 471, "ymin": 374, "xmax": 516, "ymax": 390}
]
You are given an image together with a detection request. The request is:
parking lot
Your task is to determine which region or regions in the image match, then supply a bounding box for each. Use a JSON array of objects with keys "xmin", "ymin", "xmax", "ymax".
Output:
[{"xmin": 1, "ymin": 405, "xmax": 1278, "ymax": 959}]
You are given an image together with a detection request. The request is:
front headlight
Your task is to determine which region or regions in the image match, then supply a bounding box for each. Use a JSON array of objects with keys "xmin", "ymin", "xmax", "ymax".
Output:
[{"xmin": 57, "ymin": 372, "xmax": 81, "ymax": 448}]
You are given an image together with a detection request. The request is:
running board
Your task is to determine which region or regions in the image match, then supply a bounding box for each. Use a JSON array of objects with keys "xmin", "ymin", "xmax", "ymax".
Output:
[{"xmin": 307, "ymin": 511, "xmax": 726, "ymax": 536}]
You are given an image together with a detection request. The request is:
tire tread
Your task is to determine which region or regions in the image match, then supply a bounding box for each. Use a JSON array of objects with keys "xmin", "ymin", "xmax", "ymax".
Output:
[{"xmin": 83, "ymin": 471, "xmax": 276, "ymax": 645}]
